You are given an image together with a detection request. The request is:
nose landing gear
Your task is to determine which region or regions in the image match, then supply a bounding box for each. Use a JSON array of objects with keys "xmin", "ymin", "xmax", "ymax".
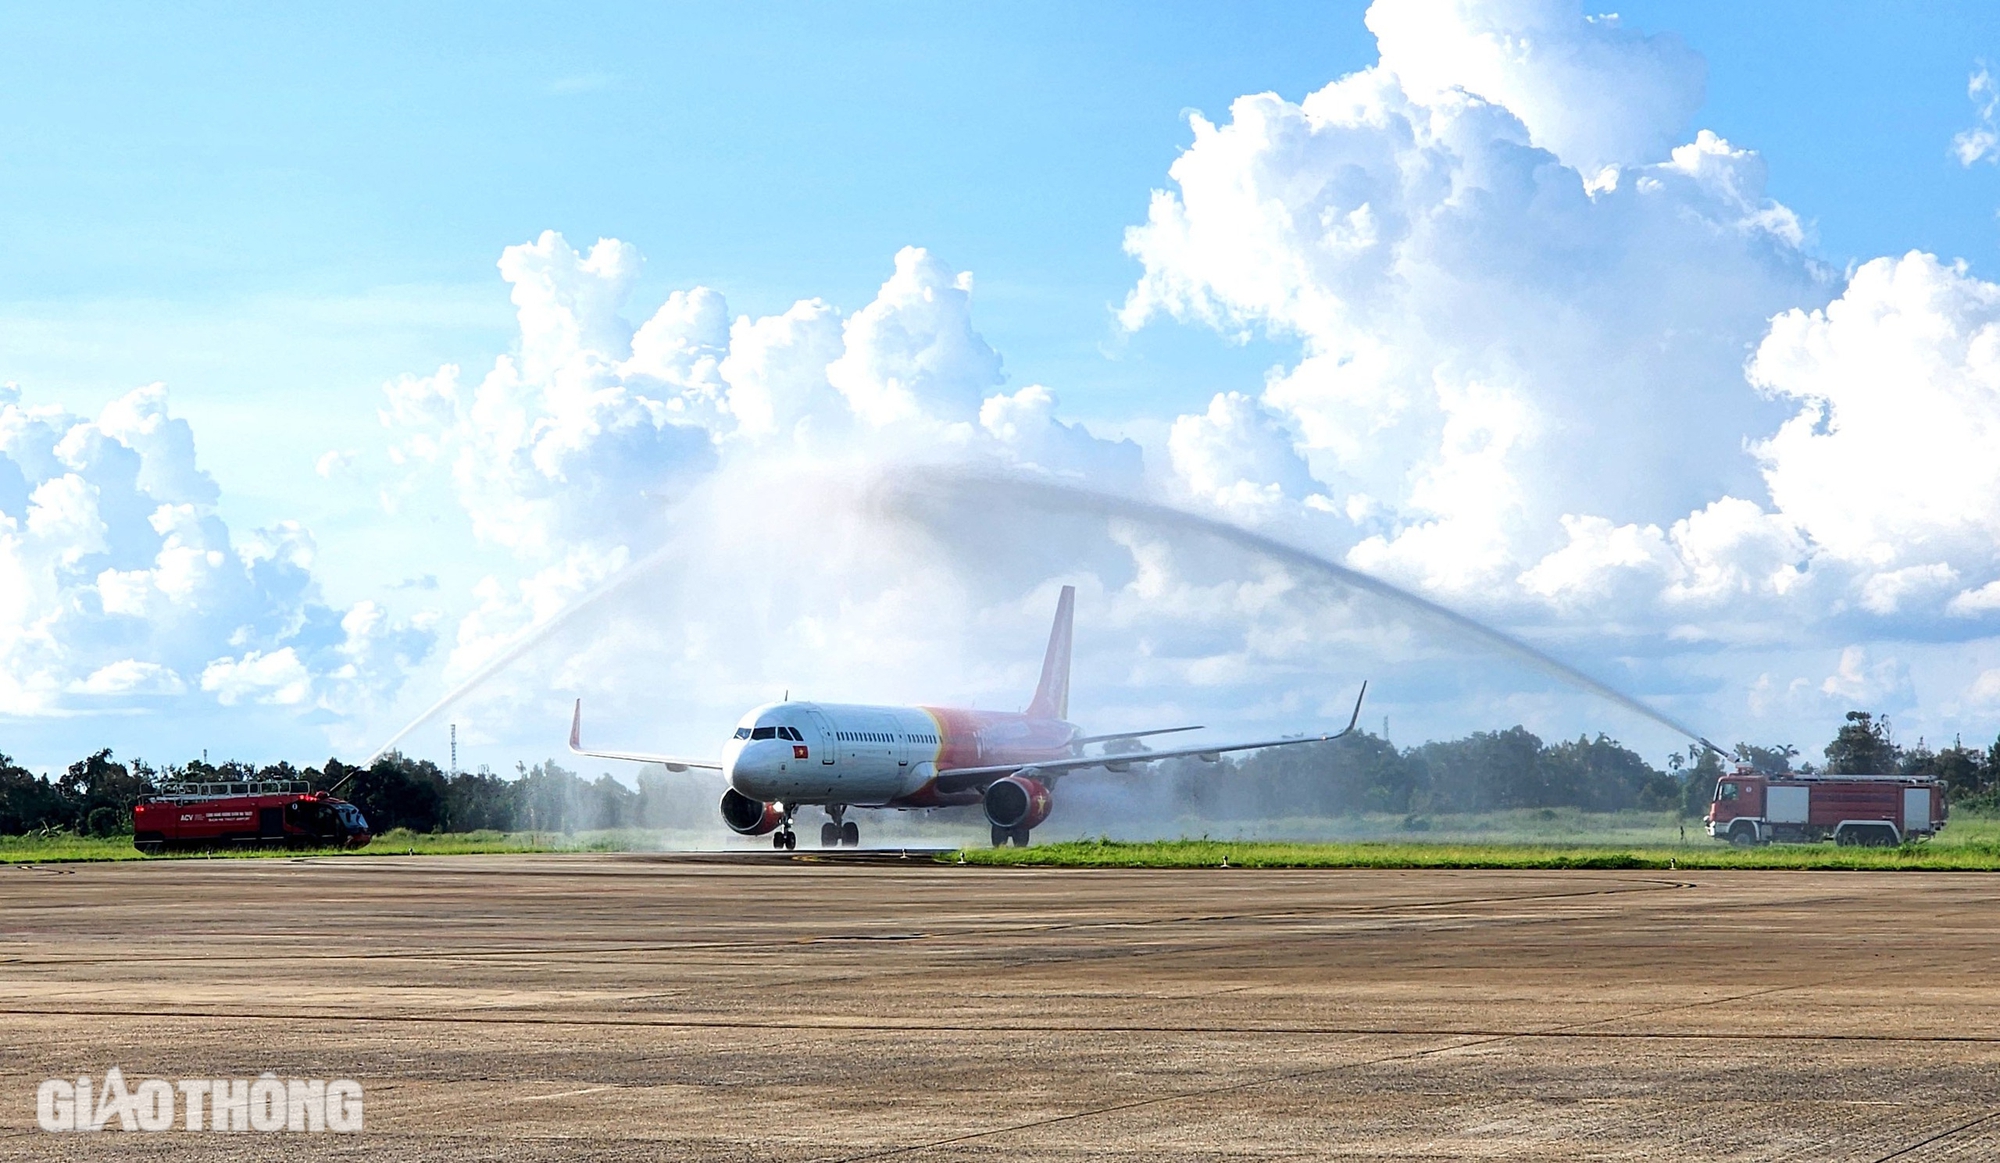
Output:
[{"xmin": 772, "ymin": 803, "xmax": 798, "ymax": 850}]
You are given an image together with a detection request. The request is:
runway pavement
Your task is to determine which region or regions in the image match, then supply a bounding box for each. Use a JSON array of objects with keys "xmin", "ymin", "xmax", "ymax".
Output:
[{"xmin": 3, "ymin": 852, "xmax": 2000, "ymax": 1160}]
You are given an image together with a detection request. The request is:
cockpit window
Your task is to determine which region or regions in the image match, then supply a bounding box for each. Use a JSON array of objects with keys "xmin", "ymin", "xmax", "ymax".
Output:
[
  {"xmin": 782, "ymin": 726, "xmax": 803, "ymax": 741},
  {"xmin": 750, "ymin": 726, "xmax": 777, "ymax": 740},
  {"xmin": 733, "ymin": 727, "xmax": 752, "ymax": 740}
]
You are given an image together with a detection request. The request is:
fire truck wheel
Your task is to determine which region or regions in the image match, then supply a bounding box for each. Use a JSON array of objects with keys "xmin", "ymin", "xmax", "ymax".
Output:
[{"xmin": 1728, "ymin": 824, "xmax": 1757, "ymax": 847}]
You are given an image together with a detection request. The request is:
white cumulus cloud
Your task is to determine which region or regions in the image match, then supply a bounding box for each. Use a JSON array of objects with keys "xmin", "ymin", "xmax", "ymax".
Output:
[
  {"xmin": 0, "ymin": 381, "xmax": 432, "ymax": 724},
  {"xmin": 1954, "ymin": 66, "xmax": 1998, "ymax": 166},
  {"xmin": 1121, "ymin": 2, "xmax": 1822, "ymax": 604},
  {"xmin": 202, "ymin": 648, "xmax": 313, "ymax": 707}
]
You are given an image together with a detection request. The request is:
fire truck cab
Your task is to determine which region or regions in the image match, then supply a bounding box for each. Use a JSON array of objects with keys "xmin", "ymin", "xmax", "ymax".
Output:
[
  {"xmin": 1707, "ymin": 769, "xmax": 1946, "ymax": 847},
  {"xmin": 132, "ymin": 781, "xmax": 373, "ymax": 853}
]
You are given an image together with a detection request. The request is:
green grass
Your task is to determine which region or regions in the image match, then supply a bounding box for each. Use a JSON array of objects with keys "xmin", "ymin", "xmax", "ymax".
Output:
[
  {"xmin": 946, "ymin": 823, "xmax": 2000, "ymax": 871},
  {"xmin": 15, "ymin": 813, "xmax": 2000, "ymax": 871},
  {"xmin": 0, "ymin": 827, "xmax": 660, "ymax": 864}
]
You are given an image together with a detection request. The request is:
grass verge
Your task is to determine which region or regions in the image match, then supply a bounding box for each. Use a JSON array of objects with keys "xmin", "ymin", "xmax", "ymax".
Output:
[
  {"xmin": 0, "ymin": 828, "xmax": 650, "ymax": 864},
  {"xmin": 944, "ymin": 836, "xmax": 2000, "ymax": 871}
]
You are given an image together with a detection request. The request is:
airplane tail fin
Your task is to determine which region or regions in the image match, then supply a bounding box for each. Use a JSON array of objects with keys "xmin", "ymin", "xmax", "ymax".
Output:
[{"xmin": 1026, "ymin": 585, "xmax": 1075, "ymax": 721}]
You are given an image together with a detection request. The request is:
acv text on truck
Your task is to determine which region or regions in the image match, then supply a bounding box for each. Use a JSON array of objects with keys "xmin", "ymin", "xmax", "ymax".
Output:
[
  {"xmin": 1706, "ymin": 768, "xmax": 1946, "ymax": 847},
  {"xmin": 132, "ymin": 778, "xmax": 373, "ymax": 854}
]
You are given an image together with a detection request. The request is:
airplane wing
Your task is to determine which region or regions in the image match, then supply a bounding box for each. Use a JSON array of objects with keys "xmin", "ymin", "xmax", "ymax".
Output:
[
  {"xmin": 568, "ymin": 700, "xmax": 723, "ymax": 773},
  {"xmin": 1069, "ymin": 724, "xmax": 1206, "ymax": 748},
  {"xmin": 933, "ymin": 682, "xmax": 1367, "ymax": 795}
]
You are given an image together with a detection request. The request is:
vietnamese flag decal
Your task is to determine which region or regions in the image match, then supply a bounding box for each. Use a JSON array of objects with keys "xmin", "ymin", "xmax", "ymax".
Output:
[{"xmin": 794, "ymin": 745, "xmax": 809, "ymax": 759}]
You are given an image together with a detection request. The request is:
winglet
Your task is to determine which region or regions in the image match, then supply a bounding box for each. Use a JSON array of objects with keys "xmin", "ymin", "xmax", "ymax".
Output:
[
  {"xmin": 1342, "ymin": 681, "xmax": 1368, "ymax": 736},
  {"xmin": 569, "ymin": 698, "xmax": 584, "ymax": 753}
]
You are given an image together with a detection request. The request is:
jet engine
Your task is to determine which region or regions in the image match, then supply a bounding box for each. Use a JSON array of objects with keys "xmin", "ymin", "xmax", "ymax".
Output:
[
  {"xmin": 719, "ymin": 787, "xmax": 784, "ymax": 836},
  {"xmin": 983, "ymin": 774, "xmax": 1053, "ymax": 831}
]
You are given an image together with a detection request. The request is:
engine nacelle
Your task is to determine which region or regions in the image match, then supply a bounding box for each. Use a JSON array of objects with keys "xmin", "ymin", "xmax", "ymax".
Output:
[
  {"xmin": 719, "ymin": 787, "xmax": 784, "ymax": 836},
  {"xmin": 983, "ymin": 774, "xmax": 1053, "ymax": 831}
]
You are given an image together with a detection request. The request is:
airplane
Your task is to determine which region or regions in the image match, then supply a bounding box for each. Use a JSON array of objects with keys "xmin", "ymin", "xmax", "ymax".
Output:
[{"xmin": 568, "ymin": 584, "xmax": 1367, "ymax": 849}]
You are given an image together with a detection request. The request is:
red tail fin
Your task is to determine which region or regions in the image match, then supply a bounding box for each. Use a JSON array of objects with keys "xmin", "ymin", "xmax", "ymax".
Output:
[{"xmin": 1026, "ymin": 585, "xmax": 1074, "ymax": 721}]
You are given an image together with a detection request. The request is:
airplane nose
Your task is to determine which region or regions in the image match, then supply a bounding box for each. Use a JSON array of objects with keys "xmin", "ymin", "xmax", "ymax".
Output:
[{"xmin": 726, "ymin": 742, "xmax": 780, "ymax": 799}]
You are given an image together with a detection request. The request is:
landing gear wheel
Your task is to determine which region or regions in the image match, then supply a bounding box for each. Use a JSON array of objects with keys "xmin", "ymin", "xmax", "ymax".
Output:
[
  {"xmin": 1010, "ymin": 826, "xmax": 1031, "ymax": 848},
  {"xmin": 992, "ymin": 825, "xmax": 1009, "ymax": 848},
  {"xmin": 821, "ymin": 822, "xmax": 839, "ymax": 848},
  {"xmin": 783, "ymin": 830, "xmax": 797, "ymax": 850},
  {"xmin": 774, "ymin": 831, "xmax": 787, "ymax": 849},
  {"xmin": 840, "ymin": 821, "xmax": 859, "ymax": 847}
]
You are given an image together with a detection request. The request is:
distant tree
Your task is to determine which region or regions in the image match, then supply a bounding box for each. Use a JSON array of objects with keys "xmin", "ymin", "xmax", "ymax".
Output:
[
  {"xmin": 0, "ymin": 755, "xmax": 68, "ymax": 834},
  {"xmin": 1408, "ymin": 727, "xmax": 1547, "ymax": 811},
  {"xmin": 1732, "ymin": 743, "xmax": 1798, "ymax": 774},
  {"xmin": 256, "ymin": 760, "xmax": 303, "ymax": 784},
  {"xmin": 1543, "ymin": 734, "xmax": 1678, "ymax": 811},
  {"xmin": 1824, "ymin": 711, "xmax": 1900, "ymax": 774},
  {"xmin": 338, "ymin": 753, "xmax": 448, "ymax": 833},
  {"xmin": 636, "ymin": 768, "xmax": 728, "ymax": 828},
  {"xmin": 443, "ymin": 767, "xmax": 516, "ymax": 832},
  {"xmin": 1678, "ymin": 746, "xmax": 1725, "ymax": 818},
  {"xmin": 514, "ymin": 761, "xmax": 597, "ymax": 832},
  {"xmin": 57, "ymin": 749, "xmax": 154, "ymax": 833},
  {"xmin": 1905, "ymin": 736, "xmax": 1985, "ymax": 799}
]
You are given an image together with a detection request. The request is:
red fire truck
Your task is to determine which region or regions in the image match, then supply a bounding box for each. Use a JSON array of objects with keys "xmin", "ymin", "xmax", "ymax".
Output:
[
  {"xmin": 1706, "ymin": 769, "xmax": 1947, "ymax": 847},
  {"xmin": 131, "ymin": 781, "xmax": 373, "ymax": 853}
]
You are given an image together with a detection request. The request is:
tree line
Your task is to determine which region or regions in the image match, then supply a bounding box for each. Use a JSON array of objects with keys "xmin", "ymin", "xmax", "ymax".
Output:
[
  {"xmin": 0, "ymin": 751, "xmax": 719, "ymax": 838},
  {"xmin": 3, "ymin": 708, "xmax": 1998, "ymax": 838},
  {"xmin": 1155, "ymin": 710, "xmax": 2000, "ymax": 822}
]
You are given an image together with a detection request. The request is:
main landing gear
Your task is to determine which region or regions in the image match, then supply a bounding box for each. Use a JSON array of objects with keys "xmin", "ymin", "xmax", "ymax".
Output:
[
  {"xmin": 820, "ymin": 806, "xmax": 860, "ymax": 848},
  {"xmin": 991, "ymin": 825, "xmax": 1031, "ymax": 848}
]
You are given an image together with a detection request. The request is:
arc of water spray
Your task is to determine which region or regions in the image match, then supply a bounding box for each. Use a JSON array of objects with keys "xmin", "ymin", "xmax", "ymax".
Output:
[
  {"xmin": 368, "ymin": 465, "xmax": 1725, "ymax": 766},
  {"xmin": 366, "ymin": 542, "xmax": 677, "ymax": 763},
  {"xmin": 879, "ymin": 469, "xmax": 1726, "ymax": 756}
]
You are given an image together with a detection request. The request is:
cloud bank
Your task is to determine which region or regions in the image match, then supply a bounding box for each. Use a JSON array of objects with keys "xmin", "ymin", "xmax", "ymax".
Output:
[{"xmin": 0, "ymin": 382, "xmax": 430, "ymax": 724}]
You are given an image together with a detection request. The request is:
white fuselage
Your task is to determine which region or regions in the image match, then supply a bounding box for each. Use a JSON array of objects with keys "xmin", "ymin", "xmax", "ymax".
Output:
[{"xmin": 724, "ymin": 701, "xmax": 945, "ymax": 807}]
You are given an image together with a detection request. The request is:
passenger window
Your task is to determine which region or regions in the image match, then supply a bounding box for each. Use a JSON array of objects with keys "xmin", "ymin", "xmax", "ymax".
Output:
[{"xmin": 751, "ymin": 727, "xmax": 777, "ymax": 740}]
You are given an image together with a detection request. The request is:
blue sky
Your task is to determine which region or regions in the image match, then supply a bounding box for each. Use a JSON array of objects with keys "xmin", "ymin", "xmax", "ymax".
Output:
[
  {"xmin": 7, "ymin": 1, "xmax": 2000, "ymax": 774},
  {"xmin": 0, "ymin": 1, "xmax": 1993, "ymax": 508}
]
